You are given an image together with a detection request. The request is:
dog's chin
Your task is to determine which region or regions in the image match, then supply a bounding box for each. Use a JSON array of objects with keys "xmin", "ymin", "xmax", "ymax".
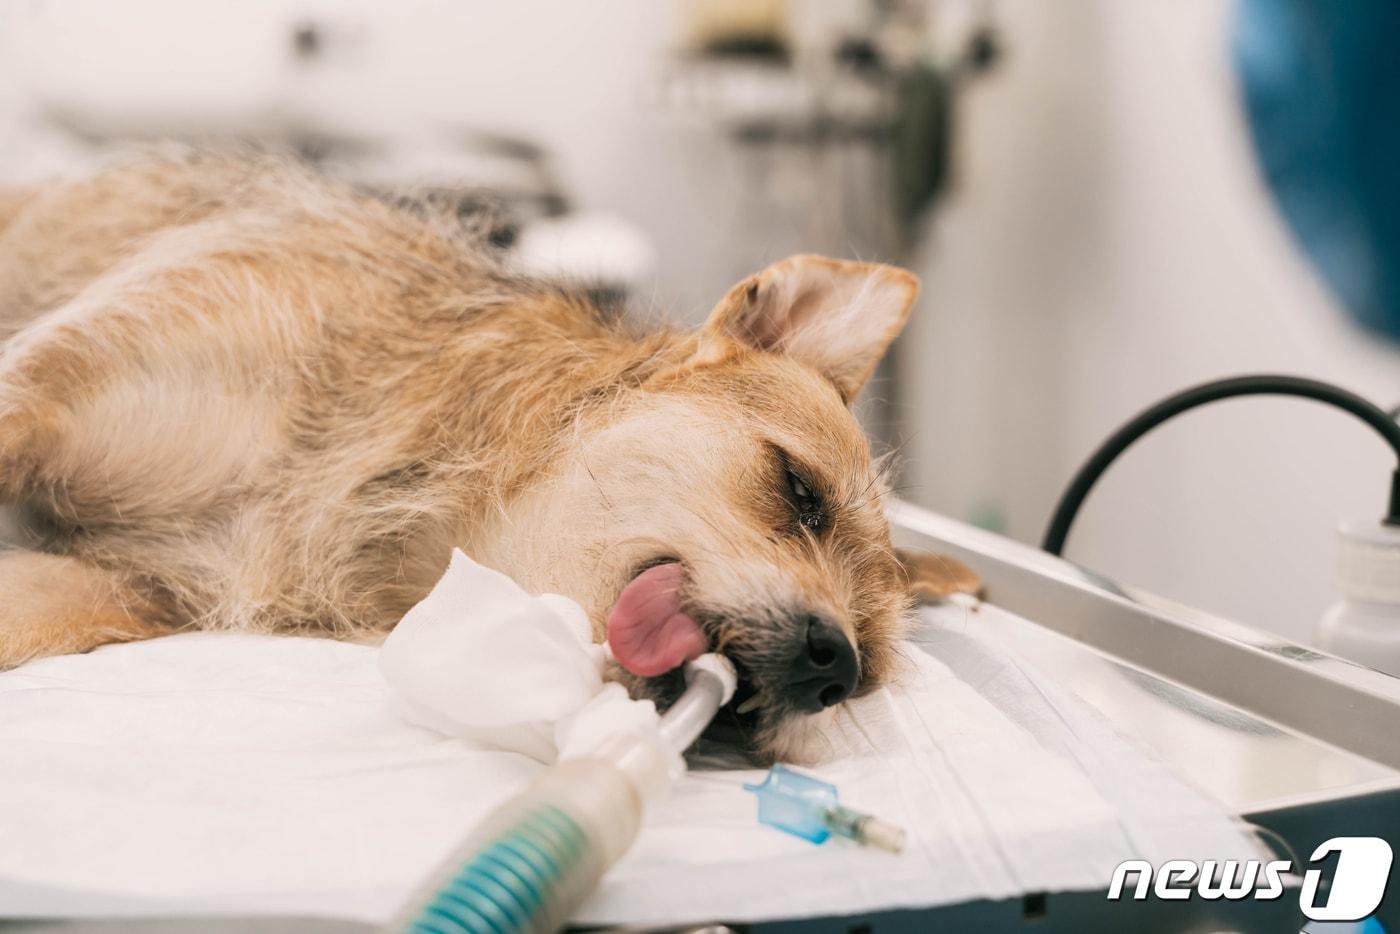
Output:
[
  {"xmin": 696, "ymin": 701, "xmax": 836, "ymax": 766},
  {"xmin": 762, "ymin": 709, "xmax": 838, "ymax": 764},
  {"xmin": 612, "ymin": 664, "xmax": 837, "ymax": 766}
]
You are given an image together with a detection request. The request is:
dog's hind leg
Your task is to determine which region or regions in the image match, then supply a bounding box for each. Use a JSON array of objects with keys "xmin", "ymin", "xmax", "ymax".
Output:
[{"xmin": 0, "ymin": 550, "xmax": 172, "ymax": 669}]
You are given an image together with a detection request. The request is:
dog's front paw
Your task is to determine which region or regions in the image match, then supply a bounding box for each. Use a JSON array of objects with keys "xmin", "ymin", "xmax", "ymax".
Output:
[{"xmin": 896, "ymin": 549, "xmax": 983, "ymax": 604}]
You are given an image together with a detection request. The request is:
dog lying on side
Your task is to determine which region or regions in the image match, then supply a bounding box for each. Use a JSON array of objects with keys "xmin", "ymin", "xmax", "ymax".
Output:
[{"xmin": 0, "ymin": 153, "xmax": 976, "ymax": 761}]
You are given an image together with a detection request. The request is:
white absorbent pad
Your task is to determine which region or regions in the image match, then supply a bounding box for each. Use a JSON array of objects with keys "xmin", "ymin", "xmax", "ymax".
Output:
[{"xmin": 0, "ymin": 604, "xmax": 1263, "ymax": 926}]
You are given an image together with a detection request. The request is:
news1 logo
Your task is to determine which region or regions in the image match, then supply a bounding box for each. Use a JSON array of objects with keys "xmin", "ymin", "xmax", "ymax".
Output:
[{"xmin": 1107, "ymin": 837, "xmax": 1393, "ymax": 922}]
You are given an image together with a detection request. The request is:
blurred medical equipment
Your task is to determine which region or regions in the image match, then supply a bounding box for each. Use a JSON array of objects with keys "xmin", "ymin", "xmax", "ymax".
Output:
[
  {"xmin": 0, "ymin": 4, "xmax": 654, "ymax": 304},
  {"xmin": 1041, "ymin": 373, "xmax": 1400, "ymax": 677},
  {"xmin": 656, "ymin": 0, "xmax": 1001, "ymax": 443},
  {"xmin": 1320, "ymin": 521, "xmax": 1400, "ymax": 679},
  {"xmin": 1042, "ymin": 375, "xmax": 1400, "ymax": 555}
]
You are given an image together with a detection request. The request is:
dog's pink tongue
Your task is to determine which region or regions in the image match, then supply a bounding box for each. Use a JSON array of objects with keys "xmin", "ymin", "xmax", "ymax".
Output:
[{"xmin": 607, "ymin": 563, "xmax": 707, "ymax": 677}]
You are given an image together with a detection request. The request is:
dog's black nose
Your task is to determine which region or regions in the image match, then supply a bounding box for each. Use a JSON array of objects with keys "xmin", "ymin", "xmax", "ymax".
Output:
[{"xmin": 788, "ymin": 616, "xmax": 858, "ymax": 712}]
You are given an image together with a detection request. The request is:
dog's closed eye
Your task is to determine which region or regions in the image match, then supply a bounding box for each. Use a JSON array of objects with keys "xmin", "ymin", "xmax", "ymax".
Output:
[
  {"xmin": 770, "ymin": 446, "xmax": 827, "ymax": 533},
  {"xmin": 786, "ymin": 470, "xmax": 826, "ymax": 531}
]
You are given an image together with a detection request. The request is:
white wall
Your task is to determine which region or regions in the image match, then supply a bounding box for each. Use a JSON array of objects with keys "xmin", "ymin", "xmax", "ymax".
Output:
[{"xmin": 900, "ymin": 0, "xmax": 1400, "ymax": 643}]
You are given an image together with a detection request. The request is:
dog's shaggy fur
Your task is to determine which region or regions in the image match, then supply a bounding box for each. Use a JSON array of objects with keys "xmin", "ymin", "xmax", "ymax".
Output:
[{"xmin": 0, "ymin": 152, "xmax": 968, "ymax": 760}]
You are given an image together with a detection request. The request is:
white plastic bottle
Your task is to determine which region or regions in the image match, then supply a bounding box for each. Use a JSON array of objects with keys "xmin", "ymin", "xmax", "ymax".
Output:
[{"xmin": 1315, "ymin": 520, "xmax": 1400, "ymax": 678}]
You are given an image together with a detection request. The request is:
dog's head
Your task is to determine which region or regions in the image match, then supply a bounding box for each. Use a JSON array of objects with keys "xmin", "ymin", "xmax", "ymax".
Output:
[{"xmin": 506, "ymin": 255, "xmax": 922, "ymax": 762}]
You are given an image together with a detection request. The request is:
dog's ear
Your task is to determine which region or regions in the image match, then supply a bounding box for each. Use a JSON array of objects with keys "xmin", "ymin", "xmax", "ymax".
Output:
[
  {"xmin": 701, "ymin": 254, "xmax": 919, "ymax": 402},
  {"xmin": 896, "ymin": 548, "xmax": 982, "ymax": 603}
]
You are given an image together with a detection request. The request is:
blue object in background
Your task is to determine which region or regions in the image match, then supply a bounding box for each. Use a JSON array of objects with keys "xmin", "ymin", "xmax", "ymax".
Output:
[{"xmin": 1234, "ymin": 0, "xmax": 1400, "ymax": 341}]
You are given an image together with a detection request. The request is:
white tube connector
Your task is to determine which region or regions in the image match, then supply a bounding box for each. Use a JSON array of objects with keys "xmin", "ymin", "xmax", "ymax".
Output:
[{"xmin": 657, "ymin": 653, "xmax": 737, "ymax": 755}]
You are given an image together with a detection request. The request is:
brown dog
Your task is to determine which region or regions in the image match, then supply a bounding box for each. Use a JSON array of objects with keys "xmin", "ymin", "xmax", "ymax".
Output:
[{"xmin": 0, "ymin": 152, "xmax": 973, "ymax": 761}]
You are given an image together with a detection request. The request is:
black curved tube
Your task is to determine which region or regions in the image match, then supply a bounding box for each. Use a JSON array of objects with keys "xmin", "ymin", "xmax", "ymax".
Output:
[{"xmin": 1042, "ymin": 375, "xmax": 1400, "ymax": 556}]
